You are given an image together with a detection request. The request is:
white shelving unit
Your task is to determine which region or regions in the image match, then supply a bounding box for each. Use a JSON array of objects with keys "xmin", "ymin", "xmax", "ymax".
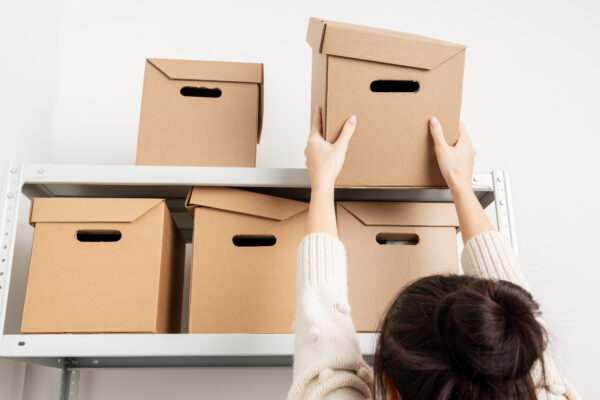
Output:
[{"xmin": 0, "ymin": 162, "xmax": 517, "ymax": 399}]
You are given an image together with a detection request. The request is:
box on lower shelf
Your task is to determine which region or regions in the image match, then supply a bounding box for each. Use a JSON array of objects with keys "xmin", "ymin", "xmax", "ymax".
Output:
[{"xmin": 0, "ymin": 163, "xmax": 514, "ymax": 368}]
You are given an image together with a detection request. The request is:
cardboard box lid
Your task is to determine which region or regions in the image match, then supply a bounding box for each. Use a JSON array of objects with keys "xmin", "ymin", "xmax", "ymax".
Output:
[
  {"xmin": 146, "ymin": 58, "xmax": 264, "ymax": 143},
  {"xmin": 186, "ymin": 187, "xmax": 308, "ymax": 221},
  {"xmin": 29, "ymin": 198, "xmax": 164, "ymax": 226},
  {"xmin": 338, "ymin": 202, "xmax": 459, "ymax": 227},
  {"xmin": 306, "ymin": 18, "xmax": 466, "ymax": 70}
]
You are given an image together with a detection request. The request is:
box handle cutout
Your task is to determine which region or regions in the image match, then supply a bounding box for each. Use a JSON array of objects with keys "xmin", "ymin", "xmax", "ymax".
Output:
[
  {"xmin": 232, "ymin": 235, "xmax": 276, "ymax": 247},
  {"xmin": 77, "ymin": 230, "xmax": 122, "ymax": 242},
  {"xmin": 370, "ymin": 80, "xmax": 420, "ymax": 93},
  {"xmin": 180, "ymin": 86, "xmax": 222, "ymax": 98},
  {"xmin": 376, "ymin": 233, "xmax": 419, "ymax": 245}
]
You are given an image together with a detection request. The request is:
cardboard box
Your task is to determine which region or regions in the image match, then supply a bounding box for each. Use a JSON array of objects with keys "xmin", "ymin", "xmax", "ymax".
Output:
[
  {"xmin": 21, "ymin": 198, "xmax": 185, "ymax": 334},
  {"xmin": 136, "ymin": 58, "xmax": 263, "ymax": 167},
  {"xmin": 337, "ymin": 201, "xmax": 459, "ymax": 332},
  {"xmin": 185, "ymin": 187, "xmax": 308, "ymax": 333},
  {"xmin": 307, "ymin": 18, "xmax": 466, "ymax": 187}
]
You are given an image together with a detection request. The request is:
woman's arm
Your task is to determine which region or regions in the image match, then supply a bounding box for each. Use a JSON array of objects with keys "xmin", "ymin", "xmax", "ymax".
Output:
[
  {"xmin": 288, "ymin": 108, "xmax": 373, "ymax": 400},
  {"xmin": 305, "ymin": 107, "xmax": 355, "ymax": 237},
  {"xmin": 429, "ymin": 118, "xmax": 528, "ymax": 284},
  {"xmin": 429, "ymin": 117, "xmax": 494, "ymax": 243},
  {"xmin": 430, "ymin": 118, "xmax": 580, "ymax": 399}
]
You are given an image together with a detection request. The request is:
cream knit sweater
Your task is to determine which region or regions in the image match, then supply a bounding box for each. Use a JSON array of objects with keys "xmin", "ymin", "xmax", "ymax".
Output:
[{"xmin": 287, "ymin": 230, "xmax": 579, "ymax": 400}]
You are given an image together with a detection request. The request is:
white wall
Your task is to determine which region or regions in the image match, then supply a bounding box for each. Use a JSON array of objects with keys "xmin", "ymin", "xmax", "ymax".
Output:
[{"xmin": 1, "ymin": 0, "xmax": 598, "ymax": 398}]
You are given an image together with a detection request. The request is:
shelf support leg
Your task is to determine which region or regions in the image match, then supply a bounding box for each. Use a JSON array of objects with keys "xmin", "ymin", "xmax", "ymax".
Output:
[{"xmin": 59, "ymin": 367, "xmax": 79, "ymax": 400}]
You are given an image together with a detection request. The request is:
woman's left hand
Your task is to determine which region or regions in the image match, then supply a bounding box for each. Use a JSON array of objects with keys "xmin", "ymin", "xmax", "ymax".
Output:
[{"xmin": 304, "ymin": 107, "xmax": 357, "ymax": 189}]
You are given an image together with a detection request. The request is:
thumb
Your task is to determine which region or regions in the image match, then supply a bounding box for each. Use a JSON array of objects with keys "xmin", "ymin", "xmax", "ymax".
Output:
[
  {"xmin": 429, "ymin": 117, "xmax": 448, "ymax": 149},
  {"xmin": 335, "ymin": 115, "xmax": 357, "ymax": 148}
]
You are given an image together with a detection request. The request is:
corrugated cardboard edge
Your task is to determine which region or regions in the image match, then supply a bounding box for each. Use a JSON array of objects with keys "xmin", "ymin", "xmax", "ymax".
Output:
[
  {"xmin": 307, "ymin": 17, "xmax": 466, "ymax": 70},
  {"xmin": 185, "ymin": 186, "xmax": 308, "ymax": 221},
  {"xmin": 257, "ymin": 64, "xmax": 264, "ymax": 143},
  {"xmin": 337, "ymin": 202, "xmax": 459, "ymax": 227},
  {"xmin": 156, "ymin": 203, "xmax": 186, "ymax": 333},
  {"xmin": 29, "ymin": 198, "xmax": 165, "ymax": 226},
  {"xmin": 146, "ymin": 58, "xmax": 263, "ymax": 83},
  {"xmin": 306, "ymin": 18, "xmax": 327, "ymax": 52}
]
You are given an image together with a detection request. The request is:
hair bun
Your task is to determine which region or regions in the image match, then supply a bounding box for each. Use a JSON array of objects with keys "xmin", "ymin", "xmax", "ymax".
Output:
[{"xmin": 434, "ymin": 279, "xmax": 547, "ymax": 381}]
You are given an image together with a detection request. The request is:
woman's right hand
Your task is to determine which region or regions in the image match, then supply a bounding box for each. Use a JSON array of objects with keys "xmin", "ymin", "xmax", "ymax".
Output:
[
  {"xmin": 429, "ymin": 117, "xmax": 475, "ymax": 193},
  {"xmin": 430, "ymin": 117, "xmax": 494, "ymax": 243}
]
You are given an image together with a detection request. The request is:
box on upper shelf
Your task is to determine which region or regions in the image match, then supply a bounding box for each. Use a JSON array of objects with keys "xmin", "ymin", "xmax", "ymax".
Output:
[
  {"xmin": 136, "ymin": 58, "xmax": 263, "ymax": 167},
  {"xmin": 21, "ymin": 198, "xmax": 185, "ymax": 334},
  {"xmin": 337, "ymin": 201, "xmax": 459, "ymax": 332},
  {"xmin": 307, "ymin": 18, "xmax": 466, "ymax": 187},
  {"xmin": 185, "ymin": 186, "xmax": 308, "ymax": 333}
]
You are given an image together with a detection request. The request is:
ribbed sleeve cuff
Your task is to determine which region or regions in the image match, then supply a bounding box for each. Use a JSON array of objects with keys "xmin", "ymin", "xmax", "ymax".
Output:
[
  {"xmin": 461, "ymin": 230, "xmax": 529, "ymax": 288},
  {"xmin": 296, "ymin": 232, "xmax": 348, "ymax": 301}
]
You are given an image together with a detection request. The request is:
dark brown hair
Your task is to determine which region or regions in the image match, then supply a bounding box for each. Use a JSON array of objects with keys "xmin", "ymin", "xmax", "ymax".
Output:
[{"xmin": 373, "ymin": 275, "xmax": 547, "ymax": 400}]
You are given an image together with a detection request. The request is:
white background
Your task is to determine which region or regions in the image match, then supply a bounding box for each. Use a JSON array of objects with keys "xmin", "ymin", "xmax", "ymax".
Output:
[{"xmin": 1, "ymin": 0, "xmax": 599, "ymax": 398}]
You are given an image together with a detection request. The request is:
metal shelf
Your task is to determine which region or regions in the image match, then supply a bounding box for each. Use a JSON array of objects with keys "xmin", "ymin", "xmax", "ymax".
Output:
[
  {"xmin": 0, "ymin": 333, "xmax": 378, "ymax": 368},
  {"xmin": 0, "ymin": 163, "xmax": 517, "ymax": 375},
  {"xmin": 17, "ymin": 163, "xmax": 497, "ymax": 242}
]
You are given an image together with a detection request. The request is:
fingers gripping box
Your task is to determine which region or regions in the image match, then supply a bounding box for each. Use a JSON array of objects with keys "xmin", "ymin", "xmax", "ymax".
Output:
[{"xmin": 307, "ymin": 18, "xmax": 466, "ymax": 187}]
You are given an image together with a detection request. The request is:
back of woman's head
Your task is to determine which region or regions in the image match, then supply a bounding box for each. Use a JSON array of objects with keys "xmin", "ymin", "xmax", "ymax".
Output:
[{"xmin": 373, "ymin": 275, "xmax": 547, "ymax": 400}]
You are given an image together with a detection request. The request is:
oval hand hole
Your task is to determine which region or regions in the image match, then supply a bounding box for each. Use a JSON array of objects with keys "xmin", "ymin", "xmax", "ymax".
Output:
[
  {"xmin": 18, "ymin": 341, "xmax": 25, "ymax": 346},
  {"xmin": 77, "ymin": 230, "xmax": 122, "ymax": 242},
  {"xmin": 376, "ymin": 233, "xmax": 419, "ymax": 245},
  {"xmin": 232, "ymin": 235, "xmax": 276, "ymax": 247},
  {"xmin": 180, "ymin": 86, "xmax": 222, "ymax": 98},
  {"xmin": 370, "ymin": 80, "xmax": 420, "ymax": 93}
]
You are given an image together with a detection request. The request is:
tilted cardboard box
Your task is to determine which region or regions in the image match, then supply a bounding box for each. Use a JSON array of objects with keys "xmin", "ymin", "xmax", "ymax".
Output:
[
  {"xmin": 307, "ymin": 18, "xmax": 466, "ymax": 187},
  {"xmin": 186, "ymin": 187, "xmax": 308, "ymax": 333},
  {"xmin": 21, "ymin": 198, "xmax": 185, "ymax": 334},
  {"xmin": 136, "ymin": 58, "xmax": 263, "ymax": 167},
  {"xmin": 337, "ymin": 201, "xmax": 459, "ymax": 332}
]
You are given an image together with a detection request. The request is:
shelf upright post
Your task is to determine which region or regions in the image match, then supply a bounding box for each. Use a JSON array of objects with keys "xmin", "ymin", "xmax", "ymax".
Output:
[
  {"xmin": 59, "ymin": 366, "xmax": 80, "ymax": 400},
  {"xmin": 492, "ymin": 170, "xmax": 519, "ymax": 256},
  {"xmin": 0, "ymin": 162, "xmax": 25, "ymax": 343}
]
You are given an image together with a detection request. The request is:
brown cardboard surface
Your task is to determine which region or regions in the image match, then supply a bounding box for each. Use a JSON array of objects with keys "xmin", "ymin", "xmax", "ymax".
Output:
[
  {"xmin": 186, "ymin": 186, "xmax": 308, "ymax": 220},
  {"xmin": 337, "ymin": 202, "xmax": 459, "ymax": 332},
  {"xmin": 147, "ymin": 58, "xmax": 263, "ymax": 83},
  {"xmin": 339, "ymin": 201, "xmax": 459, "ymax": 227},
  {"xmin": 307, "ymin": 18, "xmax": 466, "ymax": 187},
  {"xmin": 29, "ymin": 197, "xmax": 164, "ymax": 224},
  {"xmin": 21, "ymin": 198, "xmax": 185, "ymax": 334},
  {"xmin": 136, "ymin": 58, "xmax": 263, "ymax": 167},
  {"xmin": 307, "ymin": 18, "xmax": 465, "ymax": 70},
  {"xmin": 156, "ymin": 204, "xmax": 186, "ymax": 333},
  {"xmin": 187, "ymin": 187, "xmax": 308, "ymax": 333}
]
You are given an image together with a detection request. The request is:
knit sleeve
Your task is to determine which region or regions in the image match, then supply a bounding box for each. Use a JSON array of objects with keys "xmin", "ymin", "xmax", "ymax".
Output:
[
  {"xmin": 460, "ymin": 230, "xmax": 530, "ymax": 288},
  {"xmin": 287, "ymin": 232, "xmax": 373, "ymax": 400},
  {"xmin": 461, "ymin": 230, "xmax": 580, "ymax": 399}
]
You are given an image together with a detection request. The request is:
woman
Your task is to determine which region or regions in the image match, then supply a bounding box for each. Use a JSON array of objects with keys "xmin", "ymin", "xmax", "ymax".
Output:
[{"xmin": 287, "ymin": 108, "xmax": 578, "ymax": 399}]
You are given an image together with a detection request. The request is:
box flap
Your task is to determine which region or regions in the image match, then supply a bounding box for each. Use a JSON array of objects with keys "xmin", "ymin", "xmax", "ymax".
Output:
[
  {"xmin": 338, "ymin": 202, "xmax": 459, "ymax": 227},
  {"xmin": 306, "ymin": 18, "xmax": 466, "ymax": 70},
  {"xmin": 146, "ymin": 58, "xmax": 263, "ymax": 84},
  {"xmin": 29, "ymin": 198, "xmax": 164, "ymax": 226},
  {"xmin": 186, "ymin": 187, "xmax": 308, "ymax": 221}
]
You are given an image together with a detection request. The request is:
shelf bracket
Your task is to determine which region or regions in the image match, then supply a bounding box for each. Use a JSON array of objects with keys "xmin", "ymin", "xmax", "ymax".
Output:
[{"xmin": 59, "ymin": 366, "xmax": 80, "ymax": 400}]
